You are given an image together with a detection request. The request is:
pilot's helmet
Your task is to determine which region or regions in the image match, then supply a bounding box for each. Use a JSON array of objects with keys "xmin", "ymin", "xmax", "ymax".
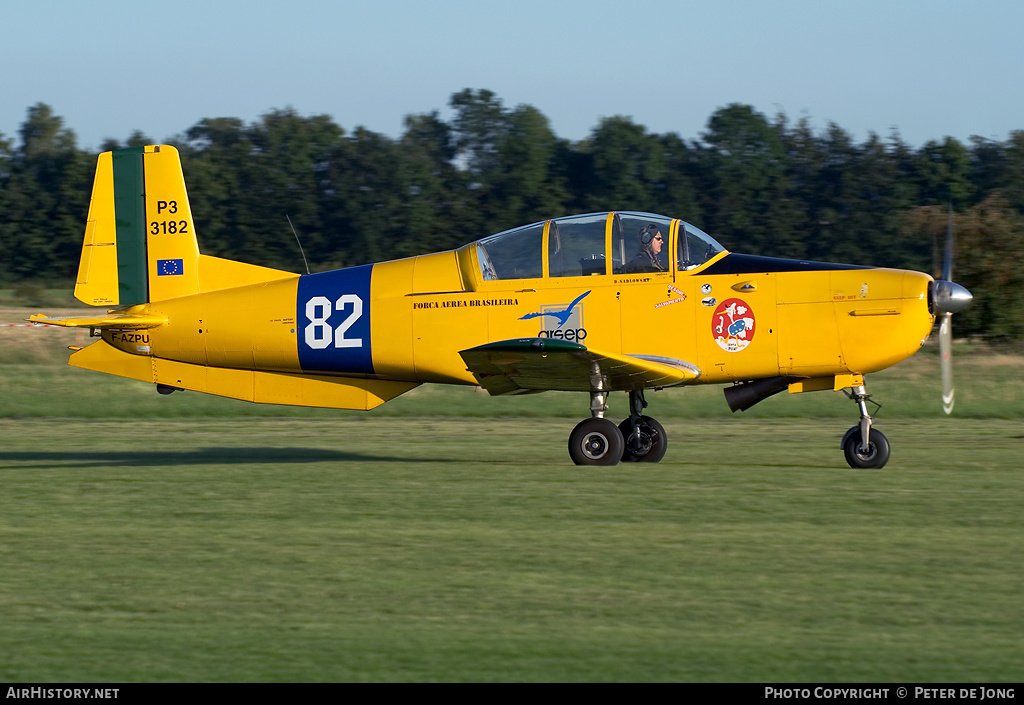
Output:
[{"xmin": 639, "ymin": 224, "xmax": 662, "ymax": 246}]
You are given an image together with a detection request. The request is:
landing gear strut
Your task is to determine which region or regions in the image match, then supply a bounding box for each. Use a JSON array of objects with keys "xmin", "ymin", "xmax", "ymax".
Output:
[
  {"xmin": 619, "ymin": 390, "xmax": 667, "ymax": 463},
  {"xmin": 567, "ymin": 389, "xmax": 668, "ymax": 466},
  {"xmin": 840, "ymin": 385, "xmax": 890, "ymax": 469}
]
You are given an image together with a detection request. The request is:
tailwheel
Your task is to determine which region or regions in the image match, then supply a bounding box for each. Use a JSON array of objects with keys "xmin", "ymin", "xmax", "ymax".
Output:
[
  {"xmin": 619, "ymin": 416, "xmax": 667, "ymax": 463},
  {"xmin": 842, "ymin": 427, "xmax": 890, "ymax": 469},
  {"xmin": 568, "ymin": 418, "xmax": 624, "ymax": 466}
]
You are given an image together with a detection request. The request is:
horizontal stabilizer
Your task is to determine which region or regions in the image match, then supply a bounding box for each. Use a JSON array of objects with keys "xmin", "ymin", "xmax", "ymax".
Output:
[
  {"xmin": 459, "ymin": 338, "xmax": 700, "ymax": 395},
  {"xmin": 27, "ymin": 311, "xmax": 167, "ymax": 330}
]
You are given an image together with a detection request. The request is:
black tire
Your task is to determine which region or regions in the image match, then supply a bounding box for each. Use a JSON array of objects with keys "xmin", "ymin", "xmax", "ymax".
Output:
[
  {"xmin": 842, "ymin": 427, "xmax": 890, "ymax": 469},
  {"xmin": 568, "ymin": 418, "xmax": 624, "ymax": 466},
  {"xmin": 618, "ymin": 416, "xmax": 668, "ymax": 463}
]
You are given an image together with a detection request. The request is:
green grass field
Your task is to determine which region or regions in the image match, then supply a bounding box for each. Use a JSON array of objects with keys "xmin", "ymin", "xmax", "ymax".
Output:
[{"xmin": 1, "ymin": 304, "xmax": 1023, "ymax": 681}]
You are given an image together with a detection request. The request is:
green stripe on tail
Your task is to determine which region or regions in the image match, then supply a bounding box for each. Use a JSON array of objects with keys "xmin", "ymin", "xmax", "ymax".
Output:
[{"xmin": 112, "ymin": 147, "xmax": 148, "ymax": 306}]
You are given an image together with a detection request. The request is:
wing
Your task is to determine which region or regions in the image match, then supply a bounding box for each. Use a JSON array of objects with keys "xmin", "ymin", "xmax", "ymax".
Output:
[{"xmin": 459, "ymin": 338, "xmax": 701, "ymax": 396}]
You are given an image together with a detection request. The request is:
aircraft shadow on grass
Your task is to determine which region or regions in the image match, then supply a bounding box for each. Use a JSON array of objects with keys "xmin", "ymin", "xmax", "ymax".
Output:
[
  {"xmin": 0, "ymin": 447, "xmax": 455, "ymax": 468},
  {"xmin": 0, "ymin": 448, "xmax": 848, "ymax": 471}
]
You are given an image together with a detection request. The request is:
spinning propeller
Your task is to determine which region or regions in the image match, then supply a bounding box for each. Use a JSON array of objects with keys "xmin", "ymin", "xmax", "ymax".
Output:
[{"xmin": 933, "ymin": 209, "xmax": 973, "ymax": 414}]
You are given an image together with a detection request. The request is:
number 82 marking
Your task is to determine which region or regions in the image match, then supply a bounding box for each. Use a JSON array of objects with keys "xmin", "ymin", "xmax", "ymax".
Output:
[{"xmin": 304, "ymin": 295, "xmax": 363, "ymax": 349}]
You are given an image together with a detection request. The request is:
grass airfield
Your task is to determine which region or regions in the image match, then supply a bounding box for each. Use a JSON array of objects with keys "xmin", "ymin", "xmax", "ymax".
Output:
[{"xmin": 1, "ymin": 304, "xmax": 1022, "ymax": 681}]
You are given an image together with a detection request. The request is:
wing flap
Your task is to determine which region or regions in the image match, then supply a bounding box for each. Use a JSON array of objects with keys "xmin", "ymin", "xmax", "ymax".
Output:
[{"xmin": 459, "ymin": 338, "xmax": 700, "ymax": 395}]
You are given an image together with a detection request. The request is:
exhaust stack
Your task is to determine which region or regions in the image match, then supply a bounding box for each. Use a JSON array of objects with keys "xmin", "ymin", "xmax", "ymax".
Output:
[{"xmin": 724, "ymin": 376, "xmax": 799, "ymax": 412}]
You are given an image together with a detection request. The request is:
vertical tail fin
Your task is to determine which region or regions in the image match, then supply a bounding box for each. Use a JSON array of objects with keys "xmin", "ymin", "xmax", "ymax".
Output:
[{"xmin": 75, "ymin": 145, "xmax": 200, "ymax": 306}]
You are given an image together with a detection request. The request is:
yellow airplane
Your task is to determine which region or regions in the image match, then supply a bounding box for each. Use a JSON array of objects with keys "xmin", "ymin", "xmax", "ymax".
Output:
[{"xmin": 32, "ymin": 145, "xmax": 973, "ymax": 468}]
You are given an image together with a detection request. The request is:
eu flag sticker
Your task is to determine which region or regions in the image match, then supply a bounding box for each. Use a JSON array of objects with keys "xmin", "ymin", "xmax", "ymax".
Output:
[{"xmin": 157, "ymin": 259, "xmax": 183, "ymax": 276}]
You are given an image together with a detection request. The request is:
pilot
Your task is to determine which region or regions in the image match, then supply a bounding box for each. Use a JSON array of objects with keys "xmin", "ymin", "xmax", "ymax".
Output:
[{"xmin": 625, "ymin": 224, "xmax": 667, "ymax": 273}]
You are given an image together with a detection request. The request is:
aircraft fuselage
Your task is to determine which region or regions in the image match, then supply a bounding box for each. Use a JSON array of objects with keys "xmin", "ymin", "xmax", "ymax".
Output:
[{"xmin": 104, "ymin": 248, "xmax": 935, "ymax": 390}]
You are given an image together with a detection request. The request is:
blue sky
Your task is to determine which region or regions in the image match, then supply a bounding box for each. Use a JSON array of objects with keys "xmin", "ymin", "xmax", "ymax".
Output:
[{"xmin": 3, "ymin": 0, "xmax": 1020, "ymax": 150}]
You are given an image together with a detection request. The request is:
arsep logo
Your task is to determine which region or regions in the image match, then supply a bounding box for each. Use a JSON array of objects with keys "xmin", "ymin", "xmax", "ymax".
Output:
[{"xmin": 519, "ymin": 291, "xmax": 590, "ymax": 342}]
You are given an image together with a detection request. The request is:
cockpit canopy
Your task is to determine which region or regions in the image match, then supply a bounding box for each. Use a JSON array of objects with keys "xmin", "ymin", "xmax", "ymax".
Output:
[{"xmin": 470, "ymin": 211, "xmax": 725, "ymax": 281}]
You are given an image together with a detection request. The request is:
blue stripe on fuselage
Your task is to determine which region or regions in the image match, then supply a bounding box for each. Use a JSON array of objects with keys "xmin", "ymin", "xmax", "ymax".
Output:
[{"xmin": 296, "ymin": 264, "xmax": 374, "ymax": 374}]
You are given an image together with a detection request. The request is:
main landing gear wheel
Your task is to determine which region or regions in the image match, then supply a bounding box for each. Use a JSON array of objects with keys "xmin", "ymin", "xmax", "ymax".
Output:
[
  {"xmin": 568, "ymin": 418, "xmax": 624, "ymax": 466},
  {"xmin": 842, "ymin": 427, "xmax": 890, "ymax": 469},
  {"xmin": 619, "ymin": 416, "xmax": 667, "ymax": 463}
]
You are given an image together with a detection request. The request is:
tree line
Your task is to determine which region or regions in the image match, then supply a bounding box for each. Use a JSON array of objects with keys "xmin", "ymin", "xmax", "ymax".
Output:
[{"xmin": 1, "ymin": 90, "xmax": 1022, "ymax": 340}]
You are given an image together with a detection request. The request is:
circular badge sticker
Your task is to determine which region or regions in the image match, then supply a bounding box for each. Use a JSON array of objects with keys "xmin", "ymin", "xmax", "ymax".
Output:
[{"xmin": 712, "ymin": 298, "xmax": 756, "ymax": 352}]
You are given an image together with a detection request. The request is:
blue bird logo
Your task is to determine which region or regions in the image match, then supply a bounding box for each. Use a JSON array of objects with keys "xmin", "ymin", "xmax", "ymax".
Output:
[{"xmin": 519, "ymin": 290, "xmax": 591, "ymax": 327}]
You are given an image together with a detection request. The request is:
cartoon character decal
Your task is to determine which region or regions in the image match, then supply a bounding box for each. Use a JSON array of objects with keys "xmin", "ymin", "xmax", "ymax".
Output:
[{"xmin": 712, "ymin": 297, "xmax": 756, "ymax": 352}]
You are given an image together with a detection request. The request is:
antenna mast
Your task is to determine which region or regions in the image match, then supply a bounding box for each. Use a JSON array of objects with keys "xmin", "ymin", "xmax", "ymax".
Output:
[{"xmin": 287, "ymin": 215, "xmax": 311, "ymax": 275}]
